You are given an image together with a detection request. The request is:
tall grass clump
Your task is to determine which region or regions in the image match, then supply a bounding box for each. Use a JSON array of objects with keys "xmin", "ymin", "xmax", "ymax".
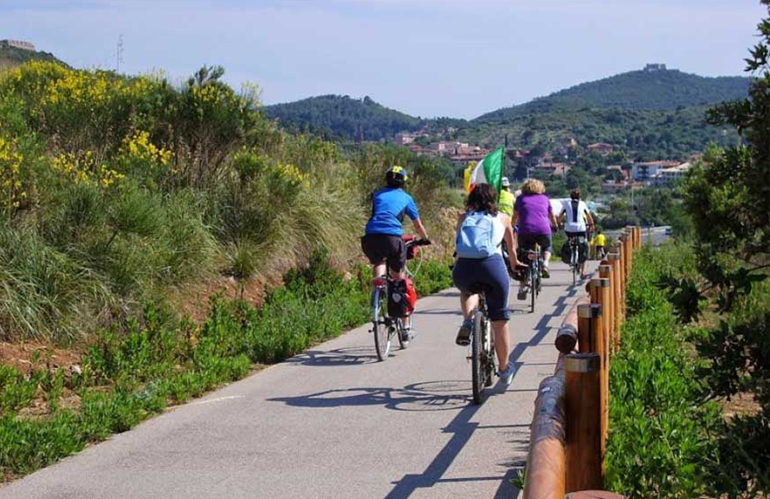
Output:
[{"xmin": 0, "ymin": 61, "xmax": 457, "ymax": 343}]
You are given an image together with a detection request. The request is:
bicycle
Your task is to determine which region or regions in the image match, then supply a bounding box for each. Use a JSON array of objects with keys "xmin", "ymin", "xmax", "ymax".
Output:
[
  {"xmin": 521, "ymin": 243, "xmax": 544, "ymax": 314},
  {"xmin": 567, "ymin": 231, "xmax": 590, "ymax": 283},
  {"xmin": 370, "ymin": 236, "xmax": 431, "ymax": 361},
  {"xmin": 466, "ymin": 286, "xmax": 496, "ymax": 404}
]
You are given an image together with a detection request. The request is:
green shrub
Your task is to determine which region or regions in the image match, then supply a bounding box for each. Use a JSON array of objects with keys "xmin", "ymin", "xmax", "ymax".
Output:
[{"xmin": 605, "ymin": 246, "xmax": 722, "ymax": 498}]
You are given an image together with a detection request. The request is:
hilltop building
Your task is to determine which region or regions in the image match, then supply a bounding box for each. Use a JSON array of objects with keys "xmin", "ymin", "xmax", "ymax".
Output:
[
  {"xmin": 644, "ymin": 63, "xmax": 667, "ymax": 72},
  {"xmin": 0, "ymin": 39, "xmax": 35, "ymax": 51}
]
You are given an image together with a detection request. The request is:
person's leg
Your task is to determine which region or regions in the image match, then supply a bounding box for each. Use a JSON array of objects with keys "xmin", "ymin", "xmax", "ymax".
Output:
[
  {"xmin": 460, "ymin": 292, "xmax": 479, "ymax": 319},
  {"xmin": 491, "ymin": 320, "xmax": 511, "ymax": 370},
  {"xmin": 483, "ymin": 255, "xmax": 512, "ymax": 376},
  {"xmin": 387, "ymin": 236, "xmax": 407, "ymax": 280},
  {"xmin": 540, "ymin": 234, "xmax": 553, "ymax": 277},
  {"xmin": 373, "ymin": 263, "xmax": 386, "ymax": 277}
]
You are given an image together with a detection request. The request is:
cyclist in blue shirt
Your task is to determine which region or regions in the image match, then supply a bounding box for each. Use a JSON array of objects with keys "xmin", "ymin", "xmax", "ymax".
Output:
[{"xmin": 362, "ymin": 166, "xmax": 429, "ymax": 279}]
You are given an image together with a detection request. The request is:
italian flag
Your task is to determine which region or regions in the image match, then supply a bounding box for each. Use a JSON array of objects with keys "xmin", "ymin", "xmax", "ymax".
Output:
[{"xmin": 464, "ymin": 146, "xmax": 504, "ymax": 195}]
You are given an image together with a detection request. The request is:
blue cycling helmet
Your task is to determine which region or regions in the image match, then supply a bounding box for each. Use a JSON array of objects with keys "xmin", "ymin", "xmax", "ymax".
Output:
[{"xmin": 386, "ymin": 165, "xmax": 409, "ymax": 186}]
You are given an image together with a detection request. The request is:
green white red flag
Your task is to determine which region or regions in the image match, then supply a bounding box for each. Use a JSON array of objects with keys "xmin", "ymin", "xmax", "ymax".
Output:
[{"xmin": 466, "ymin": 146, "xmax": 504, "ymax": 195}]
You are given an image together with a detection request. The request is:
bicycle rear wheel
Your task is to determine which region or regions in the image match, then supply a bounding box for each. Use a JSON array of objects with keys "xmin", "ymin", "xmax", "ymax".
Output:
[
  {"xmin": 471, "ymin": 310, "xmax": 487, "ymax": 404},
  {"xmin": 484, "ymin": 319, "xmax": 495, "ymax": 387},
  {"xmin": 530, "ymin": 266, "xmax": 537, "ymax": 313},
  {"xmin": 572, "ymin": 247, "xmax": 578, "ymax": 285},
  {"xmin": 372, "ymin": 287, "xmax": 391, "ymax": 361}
]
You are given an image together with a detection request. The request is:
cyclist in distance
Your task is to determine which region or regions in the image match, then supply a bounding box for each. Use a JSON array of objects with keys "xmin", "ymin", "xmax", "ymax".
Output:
[
  {"xmin": 594, "ymin": 228, "xmax": 607, "ymax": 260},
  {"xmin": 498, "ymin": 177, "xmax": 515, "ymax": 217},
  {"xmin": 512, "ymin": 179, "xmax": 558, "ymax": 300},
  {"xmin": 361, "ymin": 166, "xmax": 429, "ymax": 280},
  {"xmin": 453, "ymin": 184, "xmax": 521, "ymax": 385},
  {"xmin": 559, "ymin": 188, "xmax": 594, "ymax": 279}
]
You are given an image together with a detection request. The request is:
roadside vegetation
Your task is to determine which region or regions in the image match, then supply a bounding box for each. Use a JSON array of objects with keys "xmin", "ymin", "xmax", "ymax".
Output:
[
  {"xmin": 607, "ymin": 3, "xmax": 770, "ymax": 496},
  {"xmin": 0, "ymin": 60, "xmax": 457, "ymax": 480}
]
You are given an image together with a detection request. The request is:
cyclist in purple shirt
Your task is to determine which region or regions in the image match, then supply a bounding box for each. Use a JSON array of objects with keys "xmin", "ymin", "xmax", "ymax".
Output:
[{"xmin": 512, "ymin": 179, "xmax": 558, "ymax": 300}]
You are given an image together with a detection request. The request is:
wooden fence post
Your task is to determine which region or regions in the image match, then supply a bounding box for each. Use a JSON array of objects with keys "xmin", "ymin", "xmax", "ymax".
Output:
[
  {"xmin": 598, "ymin": 265, "xmax": 614, "ymax": 351},
  {"xmin": 608, "ymin": 251, "xmax": 623, "ymax": 348},
  {"xmin": 565, "ymin": 353, "xmax": 603, "ymax": 492},
  {"xmin": 577, "ymin": 304, "xmax": 599, "ymax": 354}
]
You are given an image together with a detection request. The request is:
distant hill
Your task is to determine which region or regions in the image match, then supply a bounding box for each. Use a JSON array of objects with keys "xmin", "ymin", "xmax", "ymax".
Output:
[
  {"xmin": 0, "ymin": 43, "xmax": 67, "ymax": 71},
  {"xmin": 262, "ymin": 67, "xmax": 749, "ymax": 160},
  {"xmin": 263, "ymin": 95, "xmax": 428, "ymax": 142},
  {"xmin": 475, "ymin": 68, "xmax": 750, "ymax": 122}
]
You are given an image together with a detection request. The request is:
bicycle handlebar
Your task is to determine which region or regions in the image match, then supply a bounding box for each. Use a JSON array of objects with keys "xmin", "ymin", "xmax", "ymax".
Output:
[{"xmin": 407, "ymin": 238, "xmax": 432, "ymax": 247}]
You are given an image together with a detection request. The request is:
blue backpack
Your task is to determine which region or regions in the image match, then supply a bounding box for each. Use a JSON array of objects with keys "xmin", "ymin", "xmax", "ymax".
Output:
[{"xmin": 456, "ymin": 211, "xmax": 500, "ymax": 258}]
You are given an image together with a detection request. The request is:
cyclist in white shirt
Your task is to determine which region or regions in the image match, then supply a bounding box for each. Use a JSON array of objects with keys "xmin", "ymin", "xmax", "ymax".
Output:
[{"xmin": 559, "ymin": 188, "xmax": 594, "ymax": 279}]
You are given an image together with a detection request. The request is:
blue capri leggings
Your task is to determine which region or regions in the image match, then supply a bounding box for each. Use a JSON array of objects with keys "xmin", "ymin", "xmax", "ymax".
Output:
[{"xmin": 452, "ymin": 254, "xmax": 510, "ymax": 321}]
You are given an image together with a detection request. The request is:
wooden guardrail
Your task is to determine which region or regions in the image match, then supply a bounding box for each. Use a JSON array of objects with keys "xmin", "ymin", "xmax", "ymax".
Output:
[{"xmin": 523, "ymin": 226, "xmax": 641, "ymax": 498}]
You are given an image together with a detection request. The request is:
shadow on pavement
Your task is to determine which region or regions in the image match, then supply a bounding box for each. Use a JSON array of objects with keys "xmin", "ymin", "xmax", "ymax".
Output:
[
  {"xmin": 268, "ymin": 380, "xmax": 475, "ymax": 413},
  {"xmin": 384, "ymin": 400, "xmax": 526, "ymax": 499},
  {"xmin": 284, "ymin": 347, "xmax": 380, "ymax": 367}
]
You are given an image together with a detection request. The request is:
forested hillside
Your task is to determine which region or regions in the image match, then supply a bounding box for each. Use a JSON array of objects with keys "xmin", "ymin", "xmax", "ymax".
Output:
[
  {"xmin": 0, "ymin": 44, "xmax": 66, "ymax": 70},
  {"xmin": 263, "ymin": 95, "xmax": 434, "ymax": 141},
  {"xmin": 475, "ymin": 68, "xmax": 750, "ymax": 121}
]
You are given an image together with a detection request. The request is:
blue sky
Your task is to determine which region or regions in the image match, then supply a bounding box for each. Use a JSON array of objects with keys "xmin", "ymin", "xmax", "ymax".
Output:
[{"xmin": 1, "ymin": 0, "xmax": 765, "ymax": 118}]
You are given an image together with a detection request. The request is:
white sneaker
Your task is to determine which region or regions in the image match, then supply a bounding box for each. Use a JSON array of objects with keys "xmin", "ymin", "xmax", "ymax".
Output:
[{"xmin": 498, "ymin": 364, "xmax": 516, "ymax": 385}]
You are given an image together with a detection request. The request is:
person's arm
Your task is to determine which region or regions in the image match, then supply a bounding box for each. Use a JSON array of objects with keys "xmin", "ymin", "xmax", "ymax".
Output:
[
  {"xmin": 501, "ymin": 214, "xmax": 521, "ymax": 268},
  {"xmin": 550, "ymin": 211, "xmax": 559, "ymax": 231},
  {"xmin": 412, "ymin": 218, "xmax": 429, "ymax": 240},
  {"xmin": 586, "ymin": 209, "xmax": 595, "ymax": 230},
  {"xmin": 405, "ymin": 196, "xmax": 428, "ymax": 240},
  {"xmin": 456, "ymin": 212, "xmax": 466, "ymax": 231}
]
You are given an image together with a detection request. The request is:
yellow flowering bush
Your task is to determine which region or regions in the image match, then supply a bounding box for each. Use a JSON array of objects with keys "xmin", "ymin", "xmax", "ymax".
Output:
[
  {"xmin": 274, "ymin": 162, "xmax": 306, "ymax": 186},
  {"xmin": 0, "ymin": 62, "xmax": 168, "ymax": 151},
  {"xmin": 0, "ymin": 134, "xmax": 27, "ymax": 211},
  {"xmin": 119, "ymin": 130, "xmax": 172, "ymax": 168},
  {"xmin": 51, "ymin": 151, "xmax": 124, "ymax": 189}
]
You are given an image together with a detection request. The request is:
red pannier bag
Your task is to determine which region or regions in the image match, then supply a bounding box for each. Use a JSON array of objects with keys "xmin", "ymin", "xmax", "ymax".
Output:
[{"xmin": 405, "ymin": 278, "xmax": 417, "ymax": 315}]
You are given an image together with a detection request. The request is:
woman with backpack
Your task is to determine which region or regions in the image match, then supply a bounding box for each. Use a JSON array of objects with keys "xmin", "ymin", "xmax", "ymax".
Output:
[{"xmin": 452, "ymin": 184, "xmax": 521, "ymax": 385}]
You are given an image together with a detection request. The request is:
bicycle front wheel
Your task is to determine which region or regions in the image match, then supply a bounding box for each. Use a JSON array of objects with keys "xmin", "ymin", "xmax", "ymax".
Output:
[
  {"xmin": 372, "ymin": 287, "xmax": 391, "ymax": 361},
  {"xmin": 471, "ymin": 310, "xmax": 487, "ymax": 404}
]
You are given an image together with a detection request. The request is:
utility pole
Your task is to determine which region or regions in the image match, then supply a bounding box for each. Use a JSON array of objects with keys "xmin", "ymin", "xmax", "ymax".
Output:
[{"xmin": 116, "ymin": 34, "xmax": 124, "ymax": 73}]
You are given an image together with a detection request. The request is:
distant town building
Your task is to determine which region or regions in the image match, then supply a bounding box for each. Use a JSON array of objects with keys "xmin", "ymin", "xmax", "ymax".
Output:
[
  {"xmin": 632, "ymin": 160, "xmax": 680, "ymax": 182},
  {"xmin": 606, "ymin": 164, "xmax": 632, "ymax": 181},
  {"xmin": 644, "ymin": 63, "xmax": 667, "ymax": 72},
  {"xmin": 0, "ymin": 39, "xmax": 35, "ymax": 51},
  {"xmin": 652, "ymin": 162, "xmax": 692, "ymax": 186},
  {"xmin": 586, "ymin": 142, "xmax": 614, "ymax": 156},
  {"xmin": 394, "ymin": 133, "xmax": 416, "ymax": 145}
]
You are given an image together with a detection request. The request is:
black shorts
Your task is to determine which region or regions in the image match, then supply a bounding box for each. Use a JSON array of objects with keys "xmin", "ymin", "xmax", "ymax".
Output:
[
  {"xmin": 517, "ymin": 233, "xmax": 553, "ymax": 256},
  {"xmin": 565, "ymin": 231, "xmax": 587, "ymax": 240},
  {"xmin": 361, "ymin": 234, "xmax": 406, "ymax": 272}
]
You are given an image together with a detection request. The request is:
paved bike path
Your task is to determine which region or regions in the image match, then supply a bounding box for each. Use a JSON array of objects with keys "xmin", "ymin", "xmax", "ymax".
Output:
[{"xmin": 0, "ymin": 262, "xmax": 588, "ymax": 499}]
